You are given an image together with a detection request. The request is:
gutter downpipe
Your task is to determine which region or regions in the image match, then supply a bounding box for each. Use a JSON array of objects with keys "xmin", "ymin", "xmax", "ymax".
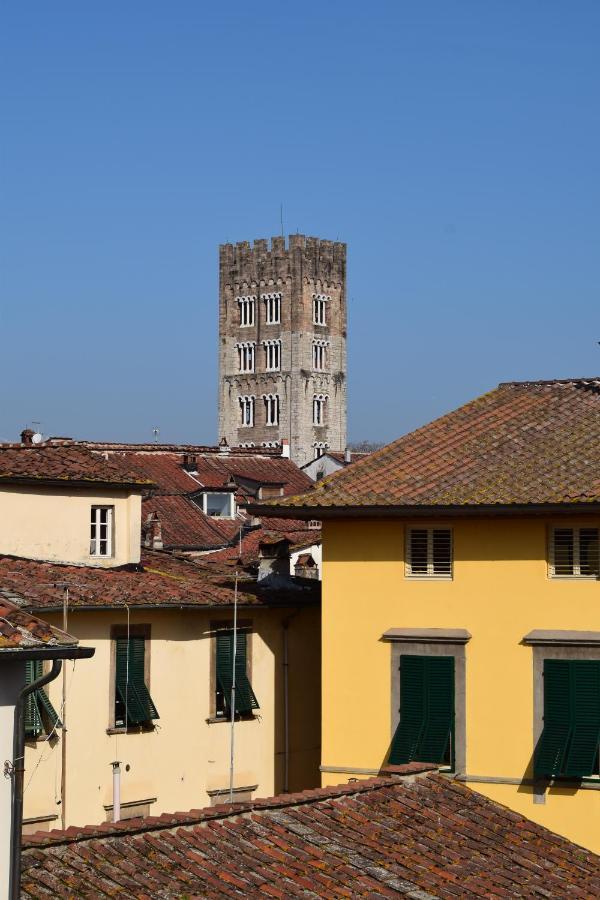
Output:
[{"xmin": 10, "ymin": 659, "xmax": 63, "ymax": 900}]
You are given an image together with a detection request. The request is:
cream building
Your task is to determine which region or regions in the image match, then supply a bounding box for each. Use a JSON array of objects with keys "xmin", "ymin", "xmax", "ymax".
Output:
[{"xmin": 0, "ymin": 443, "xmax": 320, "ymax": 831}]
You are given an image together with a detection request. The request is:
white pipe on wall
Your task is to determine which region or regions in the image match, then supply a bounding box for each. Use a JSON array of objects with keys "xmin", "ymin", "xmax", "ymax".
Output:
[{"xmin": 111, "ymin": 761, "xmax": 121, "ymax": 823}]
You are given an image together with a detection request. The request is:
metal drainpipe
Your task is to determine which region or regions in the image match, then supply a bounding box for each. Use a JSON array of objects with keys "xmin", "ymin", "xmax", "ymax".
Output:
[{"xmin": 10, "ymin": 659, "xmax": 63, "ymax": 900}]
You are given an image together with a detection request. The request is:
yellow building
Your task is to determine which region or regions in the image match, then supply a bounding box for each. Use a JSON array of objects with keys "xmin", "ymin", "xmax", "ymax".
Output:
[
  {"xmin": 256, "ymin": 378, "xmax": 600, "ymax": 853},
  {"xmin": 0, "ymin": 443, "xmax": 320, "ymax": 830}
]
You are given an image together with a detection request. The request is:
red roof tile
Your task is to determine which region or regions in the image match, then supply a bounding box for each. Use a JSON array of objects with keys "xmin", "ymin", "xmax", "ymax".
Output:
[
  {"xmin": 260, "ymin": 379, "xmax": 600, "ymax": 511},
  {"xmin": 0, "ymin": 596, "xmax": 79, "ymax": 649},
  {"xmin": 0, "ymin": 446, "xmax": 151, "ymax": 487},
  {"xmin": 21, "ymin": 772, "xmax": 600, "ymax": 897},
  {"xmin": 143, "ymin": 496, "xmax": 239, "ymax": 549},
  {"xmin": 0, "ymin": 550, "xmax": 318, "ymax": 611}
]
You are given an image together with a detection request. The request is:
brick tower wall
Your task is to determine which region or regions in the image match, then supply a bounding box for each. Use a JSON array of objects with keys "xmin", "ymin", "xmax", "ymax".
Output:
[{"xmin": 218, "ymin": 235, "xmax": 347, "ymax": 467}]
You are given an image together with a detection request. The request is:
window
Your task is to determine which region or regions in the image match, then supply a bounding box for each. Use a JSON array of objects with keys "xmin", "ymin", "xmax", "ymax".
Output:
[
  {"xmin": 312, "ymin": 340, "xmax": 329, "ymax": 371},
  {"xmin": 313, "ymin": 442, "xmax": 328, "ymax": 459},
  {"xmin": 263, "ymin": 292, "xmax": 281, "ymax": 324},
  {"xmin": 236, "ymin": 342, "xmax": 255, "ymax": 373},
  {"xmin": 263, "ymin": 393, "xmax": 280, "ymax": 426},
  {"xmin": 90, "ymin": 506, "xmax": 113, "ymax": 557},
  {"xmin": 237, "ymin": 295, "xmax": 256, "ymax": 327},
  {"xmin": 263, "ymin": 340, "xmax": 281, "ymax": 371},
  {"xmin": 114, "ymin": 635, "xmax": 159, "ymax": 729},
  {"xmin": 313, "ymin": 394, "xmax": 327, "ymax": 426},
  {"xmin": 535, "ymin": 659, "xmax": 600, "ymax": 778},
  {"xmin": 215, "ymin": 630, "xmax": 259, "ymax": 718},
  {"xmin": 24, "ymin": 661, "xmax": 62, "ymax": 740},
  {"xmin": 549, "ymin": 527, "xmax": 599, "ymax": 578},
  {"xmin": 201, "ymin": 492, "xmax": 235, "ymax": 518},
  {"xmin": 312, "ymin": 293, "xmax": 329, "ymax": 326},
  {"xmin": 389, "ymin": 655, "xmax": 454, "ymax": 767},
  {"xmin": 406, "ymin": 528, "xmax": 452, "ymax": 578},
  {"xmin": 239, "ymin": 395, "xmax": 255, "ymax": 427}
]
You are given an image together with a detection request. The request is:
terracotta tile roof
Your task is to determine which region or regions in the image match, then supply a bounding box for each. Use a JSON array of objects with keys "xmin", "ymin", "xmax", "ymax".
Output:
[
  {"xmin": 0, "ymin": 596, "xmax": 79, "ymax": 650},
  {"xmin": 327, "ymin": 450, "xmax": 372, "ymax": 464},
  {"xmin": 143, "ymin": 496, "xmax": 240, "ymax": 549},
  {"xmin": 0, "ymin": 550, "xmax": 318, "ymax": 611},
  {"xmin": 202, "ymin": 521, "xmax": 320, "ymax": 568},
  {"xmin": 0, "ymin": 446, "xmax": 151, "ymax": 487},
  {"xmin": 21, "ymin": 770, "xmax": 600, "ymax": 897},
  {"xmin": 261, "ymin": 379, "xmax": 600, "ymax": 511}
]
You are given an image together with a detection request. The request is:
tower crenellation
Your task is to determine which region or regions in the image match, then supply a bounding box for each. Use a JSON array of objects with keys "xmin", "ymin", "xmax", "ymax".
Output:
[{"xmin": 218, "ymin": 235, "xmax": 347, "ymax": 466}]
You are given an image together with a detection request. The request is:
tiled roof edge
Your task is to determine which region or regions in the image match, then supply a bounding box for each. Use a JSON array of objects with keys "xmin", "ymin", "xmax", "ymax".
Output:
[{"xmin": 22, "ymin": 765, "xmax": 438, "ymax": 849}]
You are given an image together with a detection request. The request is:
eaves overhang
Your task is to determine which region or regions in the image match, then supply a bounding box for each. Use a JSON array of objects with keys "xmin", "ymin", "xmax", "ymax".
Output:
[
  {"xmin": 0, "ymin": 476, "xmax": 152, "ymax": 492},
  {"xmin": 245, "ymin": 501, "xmax": 600, "ymax": 520},
  {"xmin": 0, "ymin": 646, "xmax": 95, "ymax": 661}
]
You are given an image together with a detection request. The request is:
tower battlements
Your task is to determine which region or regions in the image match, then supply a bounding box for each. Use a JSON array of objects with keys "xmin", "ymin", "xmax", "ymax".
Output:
[{"xmin": 219, "ymin": 235, "xmax": 346, "ymax": 286}]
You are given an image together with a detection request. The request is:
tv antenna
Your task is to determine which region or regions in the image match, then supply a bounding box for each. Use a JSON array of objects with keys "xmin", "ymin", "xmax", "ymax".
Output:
[{"xmin": 152, "ymin": 427, "xmax": 160, "ymax": 443}]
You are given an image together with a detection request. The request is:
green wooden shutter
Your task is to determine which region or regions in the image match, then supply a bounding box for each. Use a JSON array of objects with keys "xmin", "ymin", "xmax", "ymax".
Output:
[
  {"xmin": 418, "ymin": 656, "xmax": 454, "ymax": 764},
  {"xmin": 24, "ymin": 661, "xmax": 43, "ymax": 739},
  {"xmin": 389, "ymin": 656, "xmax": 454, "ymax": 766},
  {"xmin": 216, "ymin": 630, "xmax": 259, "ymax": 716},
  {"xmin": 534, "ymin": 660, "xmax": 572, "ymax": 777},
  {"xmin": 115, "ymin": 637, "xmax": 159, "ymax": 727},
  {"xmin": 389, "ymin": 656, "xmax": 426, "ymax": 764},
  {"xmin": 563, "ymin": 660, "xmax": 600, "ymax": 778}
]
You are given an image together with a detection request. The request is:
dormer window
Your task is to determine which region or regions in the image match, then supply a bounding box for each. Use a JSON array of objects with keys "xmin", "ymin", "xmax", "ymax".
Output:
[{"xmin": 201, "ymin": 492, "xmax": 236, "ymax": 518}]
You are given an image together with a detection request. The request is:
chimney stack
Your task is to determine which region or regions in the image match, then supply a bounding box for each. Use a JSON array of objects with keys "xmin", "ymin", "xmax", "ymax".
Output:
[
  {"xmin": 20, "ymin": 428, "xmax": 35, "ymax": 445},
  {"xmin": 143, "ymin": 512, "xmax": 163, "ymax": 550},
  {"xmin": 280, "ymin": 439, "xmax": 290, "ymax": 459},
  {"xmin": 218, "ymin": 437, "xmax": 230, "ymax": 455},
  {"xmin": 344, "ymin": 447, "xmax": 351, "ymax": 464},
  {"xmin": 182, "ymin": 454, "xmax": 197, "ymax": 472}
]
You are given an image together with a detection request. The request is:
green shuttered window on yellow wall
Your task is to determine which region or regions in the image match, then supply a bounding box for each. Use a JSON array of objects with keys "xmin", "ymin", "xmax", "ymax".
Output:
[
  {"xmin": 535, "ymin": 659, "xmax": 600, "ymax": 778},
  {"xmin": 389, "ymin": 655, "xmax": 454, "ymax": 767},
  {"xmin": 114, "ymin": 636, "xmax": 159, "ymax": 728},
  {"xmin": 24, "ymin": 660, "xmax": 62, "ymax": 740},
  {"xmin": 216, "ymin": 630, "xmax": 259, "ymax": 717}
]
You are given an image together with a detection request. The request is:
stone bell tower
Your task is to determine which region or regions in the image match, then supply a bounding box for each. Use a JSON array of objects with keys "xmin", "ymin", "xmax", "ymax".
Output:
[{"xmin": 218, "ymin": 235, "xmax": 347, "ymax": 467}]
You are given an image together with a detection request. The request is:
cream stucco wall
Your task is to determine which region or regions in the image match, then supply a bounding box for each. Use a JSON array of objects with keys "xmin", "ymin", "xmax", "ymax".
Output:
[
  {"xmin": 0, "ymin": 485, "xmax": 142, "ymax": 566},
  {"xmin": 0, "ymin": 660, "xmax": 25, "ymax": 900},
  {"xmin": 23, "ymin": 605, "xmax": 320, "ymax": 829},
  {"xmin": 321, "ymin": 516, "xmax": 600, "ymax": 853}
]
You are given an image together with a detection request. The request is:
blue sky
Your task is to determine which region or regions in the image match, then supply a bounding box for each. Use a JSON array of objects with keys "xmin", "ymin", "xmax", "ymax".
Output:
[{"xmin": 1, "ymin": 2, "xmax": 599, "ymax": 445}]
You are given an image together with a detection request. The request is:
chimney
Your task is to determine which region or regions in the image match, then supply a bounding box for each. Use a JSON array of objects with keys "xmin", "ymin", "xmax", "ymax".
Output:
[
  {"xmin": 219, "ymin": 437, "xmax": 230, "ymax": 455},
  {"xmin": 143, "ymin": 512, "xmax": 163, "ymax": 550},
  {"xmin": 280, "ymin": 439, "xmax": 290, "ymax": 459},
  {"xmin": 344, "ymin": 447, "xmax": 351, "ymax": 464},
  {"xmin": 20, "ymin": 428, "xmax": 35, "ymax": 445},
  {"xmin": 182, "ymin": 453, "xmax": 197, "ymax": 472},
  {"xmin": 257, "ymin": 539, "xmax": 291, "ymax": 581}
]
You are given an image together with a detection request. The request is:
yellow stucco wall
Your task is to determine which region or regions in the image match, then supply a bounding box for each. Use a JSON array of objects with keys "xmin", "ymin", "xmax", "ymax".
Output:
[
  {"xmin": 0, "ymin": 484, "xmax": 142, "ymax": 566},
  {"xmin": 23, "ymin": 604, "xmax": 320, "ymax": 829},
  {"xmin": 321, "ymin": 516, "xmax": 600, "ymax": 853}
]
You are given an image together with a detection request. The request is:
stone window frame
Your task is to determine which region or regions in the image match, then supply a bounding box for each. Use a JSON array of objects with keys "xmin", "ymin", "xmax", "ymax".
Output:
[
  {"xmin": 262, "ymin": 339, "xmax": 281, "ymax": 372},
  {"xmin": 107, "ymin": 623, "xmax": 153, "ymax": 734},
  {"xmin": 207, "ymin": 619, "xmax": 256, "ymax": 723},
  {"xmin": 239, "ymin": 395, "xmax": 255, "ymax": 427},
  {"xmin": 236, "ymin": 341, "xmax": 255, "ymax": 374},
  {"xmin": 262, "ymin": 393, "xmax": 280, "ymax": 427},
  {"xmin": 383, "ymin": 629, "xmax": 470, "ymax": 775},
  {"xmin": 262, "ymin": 292, "xmax": 281, "ymax": 325},
  {"xmin": 312, "ymin": 293, "xmax": 330, "ymax": 326},
  {"xmin": 313, "ymin": 394, "xmax": 328, "ymax": 426},
  {"xmin": 525, "ymin": 631, "xmax": 600, "ymax": 786},
  {"xmin": 237, "ymin": 295, "xmax": 256, "ymax": 327}
]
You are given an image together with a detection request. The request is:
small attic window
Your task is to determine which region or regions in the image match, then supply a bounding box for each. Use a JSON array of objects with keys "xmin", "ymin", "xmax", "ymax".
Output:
[{"xmin": 202, "ymin": 492, "xmax": 235, "ymax": 518}]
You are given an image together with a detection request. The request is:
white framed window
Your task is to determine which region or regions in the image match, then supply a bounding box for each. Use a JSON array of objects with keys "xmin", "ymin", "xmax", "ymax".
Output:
[
  {"xmin": 236, "ymin": 342, "xmax": 255, "ymax": 373},
  {"xmin": 262, "ymin": 292, "xmax": 281, "ymax": 324},
  {"xmin": 313, "ymin": 394, "xmax": 328, "ymax": 426},
  {"xmin": 406, "ymin": 528, "xmax": 452, "ymax": 579},
  {"xmin": 312, "ymin": 340, "xmax": 329, "ymax": 371},
  {"xmin": 549, "ymin": 527, "xmax": 599, "ymax": 578},
  {"xmin": 313, "ymin": 442, "xmax": 328, "ymax": 459},
  {"xmin": 237, "ymin": 295, "xmax": 256, "ymax": 327},
  {"xmin": 312, "ymin": 293, "xmax": 330, "ymax": 326},
  {"xmin": 239, "ymin": 395, "xmax": 255, "ymax": 427},
  {"xmin": 263, "ymin": 394, "xmax": 280, "ymax": 426},
  {"xmin": 263, "ymin": 340, "xmax": 281, "ymax": 371},
  {"xmin": 201, "ymin": 492, "xmax": 235, "ymax": 518},
  {"xmin": 90, "ymin": 506, "xmax": 114, "ymax": 557}
]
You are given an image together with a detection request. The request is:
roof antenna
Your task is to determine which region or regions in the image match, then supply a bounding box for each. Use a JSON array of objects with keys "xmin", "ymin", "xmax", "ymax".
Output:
[{"xmin": 153, "ymin": 427, "xmax": 160, "ymax": 444}]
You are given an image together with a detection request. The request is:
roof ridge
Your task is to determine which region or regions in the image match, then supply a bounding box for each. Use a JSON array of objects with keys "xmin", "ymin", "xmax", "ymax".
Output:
[
  {"xmin": 22, "ymin": 766, "xmax": 437, "ymax": 850},
  {"xmin": 499, "ymin": 377, "xmax": 600, "ymax": 387}
]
